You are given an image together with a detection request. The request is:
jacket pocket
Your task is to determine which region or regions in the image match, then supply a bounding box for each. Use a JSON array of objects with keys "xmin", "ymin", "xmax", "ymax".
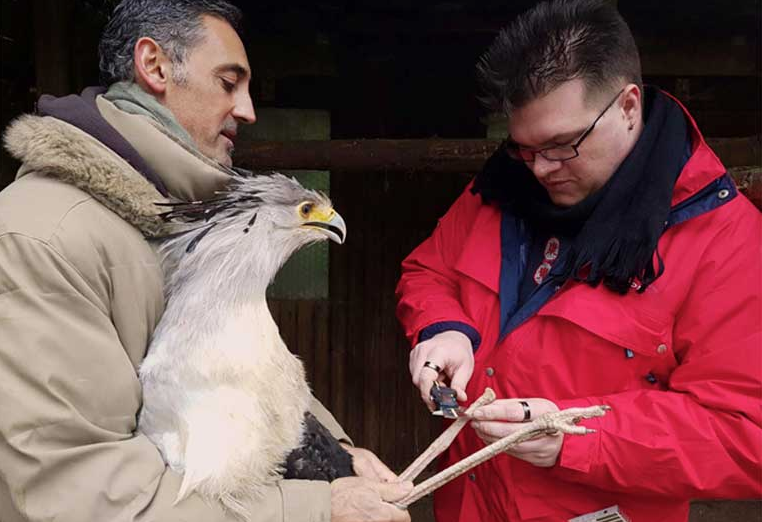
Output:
[
  {"xmin": 539, "ymin": 284, "xmax": 674, "ymax": 357},
  {"xmin": 536, "ymin": 284, "xmax": 678, "ymax": 388}
]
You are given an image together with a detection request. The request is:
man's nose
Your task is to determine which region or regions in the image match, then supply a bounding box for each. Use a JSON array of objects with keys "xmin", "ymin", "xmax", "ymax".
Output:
[
  {"xmin": 529, "ymin": 155, "xmax": 562, "ymax": 179},
  {"xmin": 232, "ymin": 89, "xmax": 256, "ymax": 124}
]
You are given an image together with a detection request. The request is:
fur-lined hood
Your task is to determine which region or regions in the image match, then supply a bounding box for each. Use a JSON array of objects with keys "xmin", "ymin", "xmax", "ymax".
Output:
[
  {"xmin": 4, "ymin": 114, "xmax": 170, "ymax": 237},
  {"xmin": 3, "ymin": 89, "xmax": 235, "ymax": 238}
]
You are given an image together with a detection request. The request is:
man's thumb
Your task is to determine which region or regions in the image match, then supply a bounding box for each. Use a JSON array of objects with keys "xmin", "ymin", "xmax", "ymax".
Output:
[{"xmin": 450, "ymin": 368, "xmax": 471, "ymax": 402}]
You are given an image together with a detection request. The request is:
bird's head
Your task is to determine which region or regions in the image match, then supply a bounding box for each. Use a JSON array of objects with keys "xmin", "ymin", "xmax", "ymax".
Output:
[
  {"xmin": 259, "ymin": 178, "xmax": 346, "ymax": 247},
  {"xmin": 157, "ymin": 173, "xmax": 346, "ymax": 293}
]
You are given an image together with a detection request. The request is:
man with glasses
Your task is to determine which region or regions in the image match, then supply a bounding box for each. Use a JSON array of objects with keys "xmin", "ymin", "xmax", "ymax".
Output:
[
  {"xmin": 501, "ymin": 86, "xmax": 624, "ymax": 162},
  {"xmin": 396, "ymin": 1, "xmax": 761, "ymax": 521}
]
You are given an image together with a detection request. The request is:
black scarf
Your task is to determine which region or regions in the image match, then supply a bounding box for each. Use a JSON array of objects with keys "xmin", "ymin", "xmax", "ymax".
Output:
[{"xmin": 472, "ymin": 88, "xmax": 689, "ymax": 294}]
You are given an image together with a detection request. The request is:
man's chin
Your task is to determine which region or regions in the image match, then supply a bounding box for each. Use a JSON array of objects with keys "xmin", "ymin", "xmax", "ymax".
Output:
[
  {"xmin": 204, "ymin": 147, "xmax": 233, "ymax": 167},
  {"xmin": 548, "ymin": 192, "xmax": 582, "ymax": 208},
  {"xmin": 219, "ymin": 153, "xmax": 233, "ymax": 167}
]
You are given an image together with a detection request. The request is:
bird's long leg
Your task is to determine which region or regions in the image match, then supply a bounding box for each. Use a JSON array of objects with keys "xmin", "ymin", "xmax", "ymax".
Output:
[
  {"xmin": 395, "ymin": 404, "xmax": 611, "ymax": 509},
  {"xmin": 398, "ymin": 388, "xmax": 496, "ymax": 483}
]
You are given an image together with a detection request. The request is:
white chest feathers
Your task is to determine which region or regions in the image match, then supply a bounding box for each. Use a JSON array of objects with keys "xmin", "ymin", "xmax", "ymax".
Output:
[{"xmin": 138, "ymin": 302, "xmax": 311, "ymax": 518}]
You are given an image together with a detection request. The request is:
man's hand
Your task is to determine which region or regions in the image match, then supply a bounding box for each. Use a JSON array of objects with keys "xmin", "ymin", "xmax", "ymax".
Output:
[
  {"xmin": 409, "ymin": 330, "xmax": 474, "ymax": 411},
  {"xmin": 330, "ymin": 477, "xmax": 413, "ymax": 522},
  {"xmin": 340, "ymin": 444, "xmax": 398, "ymax": 482},
  {"xmin": 470, "ymin": 398, "xmax": 563, "ymax": 467}
]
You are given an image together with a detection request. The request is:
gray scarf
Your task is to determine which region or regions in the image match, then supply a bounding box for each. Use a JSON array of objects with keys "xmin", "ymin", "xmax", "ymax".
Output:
[{"xmin": 103, "ymin": 81, "xmax": 198, "ymax": 152}]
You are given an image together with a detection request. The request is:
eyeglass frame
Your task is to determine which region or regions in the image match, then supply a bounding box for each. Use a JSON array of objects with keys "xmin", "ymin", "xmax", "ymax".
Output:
[{"xmin": 502, "ymin": 87, "xmax": 626, "ymax": 163}]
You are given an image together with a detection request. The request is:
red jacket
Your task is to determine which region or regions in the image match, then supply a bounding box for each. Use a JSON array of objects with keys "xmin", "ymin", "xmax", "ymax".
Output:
[{"xmin": 396, "ymin": 103, "xmax": 762, "ymax": 522}]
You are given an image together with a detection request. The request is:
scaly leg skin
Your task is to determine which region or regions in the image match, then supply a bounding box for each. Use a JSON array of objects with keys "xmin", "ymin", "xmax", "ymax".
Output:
[{"xmin": 395, "ymin": 404, "xmax": 612, "ymax": 509}]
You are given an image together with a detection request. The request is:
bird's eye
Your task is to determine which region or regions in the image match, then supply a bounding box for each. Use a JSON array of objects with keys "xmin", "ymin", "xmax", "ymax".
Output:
[{"xmin": 300, "ymin": 203, "xmax": 313, "ymax": 217}]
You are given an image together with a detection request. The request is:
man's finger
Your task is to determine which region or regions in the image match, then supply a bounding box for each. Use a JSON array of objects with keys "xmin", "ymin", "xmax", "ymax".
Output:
[
  {"xmin": 373, "ymin": 480, "xmax": 414, "ymax": 502},
  {"xmin": 472, "ymin": 400, "xmax": 526, "ymax": 422},
  {"xmin": 368, "ymin": 454, "xmax": 399, "ymax": 482},
  {"xmin": 471, "ymin": 420, "xmax": 521, "ymax": 440},
  {"xmin": 409, "ymin": 346, "xmax": 424, "ymax": 385},
  {"xmin": 419, "ymin": 390, "xmax": 435, "ymax": 412},
  {"xmin": 417, "ymin": 368, "xmax": 439, "ymax": 410},
  {"xmin": 478, "ymin": 435, "xmax": 498, "ymax": 445},
  {"xmin": 505, "ymin": 438, "xmax": 545, "ymax": 454},
  {"xmin": 385, "ymin": 504, "xmax": 412, "ymax": 522},
  {"xmin": 449, "ymin": 365, "xmax": 471, "ymax": 403}
]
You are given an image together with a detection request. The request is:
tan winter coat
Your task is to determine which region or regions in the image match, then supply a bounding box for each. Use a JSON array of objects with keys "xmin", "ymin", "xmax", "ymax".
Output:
[{"xmin": 0, "ymin": 96, "xmax": 348, "ymax": 522}]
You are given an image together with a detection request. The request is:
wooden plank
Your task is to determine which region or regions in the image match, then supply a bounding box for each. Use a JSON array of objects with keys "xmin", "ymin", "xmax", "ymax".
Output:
[
  {"xmin": 237, "ymin": 139, "xmax": 499, "ymax": 174},
  {"xmin": 362, "ymin": 172, "xmax": 382, "ymax": 455},
  {"xmin": 312, "ymin": 301, "xmax": 331, "ymax": 406},
  {"xmin": 296, "ymin": 300, "xmax": 316, "ymax": 384},
  {"xmin": 380, "ymin": 179, "xmax": 408, "ymax": 470},
  {"xmin": 730, "ymin": 166, "xmax": 762, "ymax": 211},
  {"xmin": 690, "ymin": 500, "xmax": 762, "ymax": 522},
  {"xmin": 330, "ymin": 170, "xmax": 366, "ymax": 443},
  {"xmin": 277, "ymin": 300, "xmax": 297, "ymax": 356},
  {"xmin": 238, "ymin": 137, "xmax": 760, "ymax": 172},
  {"xmin": 329, "ymin": 232, "xmax": 350, "ymax": 426}
]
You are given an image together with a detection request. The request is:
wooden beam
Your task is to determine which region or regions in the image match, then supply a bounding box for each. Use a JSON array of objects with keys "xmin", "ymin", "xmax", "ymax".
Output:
[
  {"xmin": 237, "ymin": 139, "xmax": 498, "ymax": 174},
  {"xmin": 235, "ymin": 138, "xmax": 761, "ymax": 209},
  {"xmin": 237, "ymin": 136, "xmax": 760, "ymax": 171},
  {"xmin": 731, "ymin": 166, "xmax": 762, "ymax": 210}
]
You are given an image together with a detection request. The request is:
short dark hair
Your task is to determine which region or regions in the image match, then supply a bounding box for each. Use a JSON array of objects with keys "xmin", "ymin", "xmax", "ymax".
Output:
[
  {"xmin": 477, "ymin": 0, "xmax": 642, "ymax": 115},
  {"xmin": 98, "ymin": 0, "xmax": 243, "ymax": 86}
]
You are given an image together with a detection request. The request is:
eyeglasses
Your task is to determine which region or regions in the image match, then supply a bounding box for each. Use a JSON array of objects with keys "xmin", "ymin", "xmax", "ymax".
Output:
[{"xmin": 503, "ymin": 87, "xmax": 625, "ymax": 163}]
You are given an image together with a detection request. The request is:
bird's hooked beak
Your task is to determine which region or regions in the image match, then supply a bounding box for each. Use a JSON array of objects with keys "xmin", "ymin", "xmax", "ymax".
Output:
[{"xmin": 304, "ymin": 210, "xmax": 347, "ymax": 244}]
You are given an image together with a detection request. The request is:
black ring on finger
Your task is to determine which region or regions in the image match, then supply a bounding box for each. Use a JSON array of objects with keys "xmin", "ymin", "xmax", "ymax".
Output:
[
  {"xmin": 423, "ymin": 361, "xmax": 443, "ymax": 374},
  {"xmin": 519, "ymin": 400, "xmax": 531, "ymax": 422}
]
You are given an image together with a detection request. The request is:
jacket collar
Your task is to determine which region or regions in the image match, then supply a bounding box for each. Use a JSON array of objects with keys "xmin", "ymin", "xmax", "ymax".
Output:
[
  {"xmin": 665, "ymin": 91, "xmax": 727, "ymax": 207},
  {"xmin": 3, "ymin": 114, "xmax": 170, "ymax": 237},
  {"xmin": 3, "ymin": 89, "xmax": 236, "ymax": 237},
  {"xmin": 95, "ymin": 95, "xmax": 232, "ymax": 203},
  {"xmin": 36, "ymin": 86, "xmax": 169, "ymax": 196}
]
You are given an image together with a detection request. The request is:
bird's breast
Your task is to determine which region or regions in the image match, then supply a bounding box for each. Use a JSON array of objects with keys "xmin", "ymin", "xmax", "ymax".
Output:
[{"xmin": 194, "ymin": 303, "xmax": 307, "ymax": 390}]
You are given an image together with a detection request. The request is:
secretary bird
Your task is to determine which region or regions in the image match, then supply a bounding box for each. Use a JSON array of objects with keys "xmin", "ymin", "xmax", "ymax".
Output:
[{"xmin": 138, "ymin": 173, "xmax": 353, "ymax": 519}]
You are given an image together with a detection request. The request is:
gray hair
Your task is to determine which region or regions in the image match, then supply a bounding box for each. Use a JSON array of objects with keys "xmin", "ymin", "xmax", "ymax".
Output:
[{"xmin": 98, "ymin": 0, "xmax": 243, "ymax": 86}]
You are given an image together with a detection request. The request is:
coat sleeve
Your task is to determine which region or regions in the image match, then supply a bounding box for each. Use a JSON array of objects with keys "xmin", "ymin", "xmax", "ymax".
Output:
[
  {"xmin": 0, "ymin": 233, "xmax": 331, "ymax": 522},
  {"xmin": 310, "ymin": 394, "xmax": 353, "ymax": 446},
  {"xmin": 395, "ymin": 184, "xmax": 483, "ymax": 349},
  {"xmin": 550, "ymin": 200, "xmax": 762, "ymax": 499}
]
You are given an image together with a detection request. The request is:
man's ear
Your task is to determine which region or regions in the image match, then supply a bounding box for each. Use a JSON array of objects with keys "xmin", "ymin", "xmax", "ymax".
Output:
[
  {"xmin": 134, "ymin": 37, "xmax": 171, "ymax": 95},
  {"xmin": 621, "ymin": 83, "xmax": 641, "ymax": 125}
]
